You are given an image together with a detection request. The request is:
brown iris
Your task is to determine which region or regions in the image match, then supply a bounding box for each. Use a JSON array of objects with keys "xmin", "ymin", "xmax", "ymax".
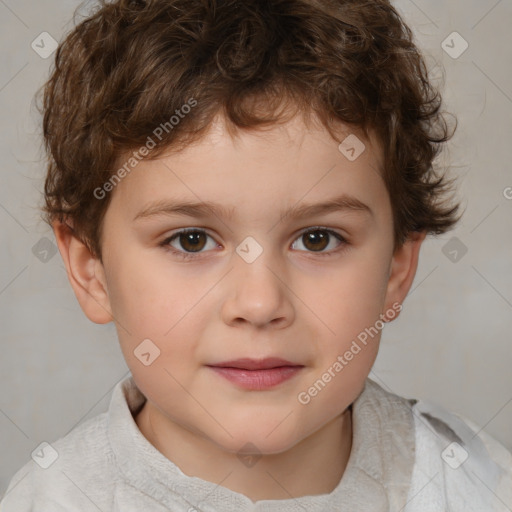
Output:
[
  {"xmin": 301, "ymin": 230, "xmax": 329, "ymax": 252},
  {"xmin": 178, "ymin": 231, "xmax": 207, "ymax": 252}
]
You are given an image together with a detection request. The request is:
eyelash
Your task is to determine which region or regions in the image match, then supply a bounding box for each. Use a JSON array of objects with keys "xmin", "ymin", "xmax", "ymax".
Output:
[{"xmin": 159, "ymin": 227, "xmax": 349, "ymax": 261}]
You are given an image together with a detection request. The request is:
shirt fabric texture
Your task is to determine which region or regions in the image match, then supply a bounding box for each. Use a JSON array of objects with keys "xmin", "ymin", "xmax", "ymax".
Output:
[{"xmin": 1, "ymin": 375, "xmax": 511, "ymax": 511}]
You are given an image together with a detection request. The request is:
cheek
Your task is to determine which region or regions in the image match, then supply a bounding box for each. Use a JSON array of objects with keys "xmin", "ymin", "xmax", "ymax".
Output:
[
  {"xmin": 294, "ymin": 267, "xmax": 387, "ymax": 430},
  {"xmin": 104, "ymin": 250, "xmax": 211, "ymax": 375},
  {"xmin": 306, "ymin": 251, "xmax": 391, "ymax": 339},
  {"xmin": 106, "ymin": 248, "xmax": 205, "ymax": 332},
  {"xmin": 297, "ymin": 248, "xmax": 391, "ymax": 403}
]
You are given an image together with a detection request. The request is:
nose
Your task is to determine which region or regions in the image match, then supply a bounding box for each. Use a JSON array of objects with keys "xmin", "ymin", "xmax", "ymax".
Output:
[{"xmin": 220, "ymin": 245, "xmax": 295, "ymax": 330}]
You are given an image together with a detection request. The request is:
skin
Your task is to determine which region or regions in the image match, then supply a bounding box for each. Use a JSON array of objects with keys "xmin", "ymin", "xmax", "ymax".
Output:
[{"xmin": 53, "ymin": 111, "xmax": 425, "ymax": 502}]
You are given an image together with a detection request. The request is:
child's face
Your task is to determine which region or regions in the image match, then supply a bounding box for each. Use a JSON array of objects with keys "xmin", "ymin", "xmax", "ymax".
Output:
[{"xmin": 72, "ymin": 113, "xmax": 423, "ymax": 455}]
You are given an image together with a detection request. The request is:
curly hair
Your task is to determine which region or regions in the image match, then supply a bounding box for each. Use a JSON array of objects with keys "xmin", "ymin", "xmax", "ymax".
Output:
[{"xmin": 37, "ymin": 0, "xmax": 462, "ymax": 261}]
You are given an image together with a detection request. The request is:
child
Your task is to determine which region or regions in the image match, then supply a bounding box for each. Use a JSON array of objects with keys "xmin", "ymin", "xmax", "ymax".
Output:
[{"xmin": 2, "ymin": 0, "xmax": 511, "ymax": 510}]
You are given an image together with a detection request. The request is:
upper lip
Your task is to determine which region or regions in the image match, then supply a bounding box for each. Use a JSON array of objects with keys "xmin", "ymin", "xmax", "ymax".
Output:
[{"xmin": 207, "ymin": 358, "xmax": 303, "ymax": 370}]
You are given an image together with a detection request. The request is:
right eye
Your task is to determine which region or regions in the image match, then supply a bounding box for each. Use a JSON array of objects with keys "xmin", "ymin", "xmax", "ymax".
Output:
[{"xmin": 160, "ymin": 228, "xmax": 219, "ymax": 260}]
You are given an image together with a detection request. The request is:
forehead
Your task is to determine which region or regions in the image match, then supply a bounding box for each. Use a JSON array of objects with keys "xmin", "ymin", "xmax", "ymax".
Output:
[
  {"xmin": 107, "ymin": 112, "xmax": 388, "ymax": 223},
  {"xmin": 159, "ymin": 111, "xmax": 383, "ymax": 164}
]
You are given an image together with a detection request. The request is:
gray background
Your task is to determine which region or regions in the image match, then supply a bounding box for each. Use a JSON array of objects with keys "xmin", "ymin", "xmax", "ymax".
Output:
[{"xmin": 1, "ymin": 0, "xmax": 511, "ymax": 497}]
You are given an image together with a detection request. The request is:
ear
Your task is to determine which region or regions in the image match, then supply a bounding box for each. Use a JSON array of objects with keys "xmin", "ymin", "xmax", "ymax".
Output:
[
  {"xmin": 382, "ymin": 230, "xmax": 427, "ymax": 322},
  {"xmin": 52, "ymin": 219, "xmax": 113, "ymax": 324}
]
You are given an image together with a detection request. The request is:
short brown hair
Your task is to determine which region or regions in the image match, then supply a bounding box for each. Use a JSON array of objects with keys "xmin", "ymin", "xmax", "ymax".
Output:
[{"xmin": 37, "ymin": 0, "xmax": 462, "ymax": 261}]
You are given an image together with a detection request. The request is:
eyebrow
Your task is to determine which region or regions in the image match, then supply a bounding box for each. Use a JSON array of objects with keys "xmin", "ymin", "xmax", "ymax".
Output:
[{"xmin": 133, "ymin": 193, "xmax": 373, "ymax": 222}]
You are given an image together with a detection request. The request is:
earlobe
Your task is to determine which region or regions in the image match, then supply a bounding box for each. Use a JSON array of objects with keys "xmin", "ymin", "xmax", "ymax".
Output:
[
  {"xmin": 52, "ymin": 219, "xmax": 113, "ymax": 324},
  {"xmin": 383, "ymin": 230, "xmax": 427, "ymax": 322}
]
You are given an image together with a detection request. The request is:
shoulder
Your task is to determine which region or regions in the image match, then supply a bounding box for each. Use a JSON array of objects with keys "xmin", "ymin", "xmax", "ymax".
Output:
[
  {"xmin": 360, "ymin": 379, "xmax": 512, "ymax": 511},
  {"xmin": 0, "ymin": 411, "xmax": 116, "ymax": 511},
  {"xmin": 406, "ymin": 396, "xmax": 512, "ymax": 511}
]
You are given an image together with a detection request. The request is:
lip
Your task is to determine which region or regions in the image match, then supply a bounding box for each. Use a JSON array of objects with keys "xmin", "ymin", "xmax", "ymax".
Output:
[
  {"xmin": 208, "ymin": 357, "xmax": 301, "ymax": 370},
  {"xmin": 206, "ymin": 358, "xmax": 304, "ymax": 390}
]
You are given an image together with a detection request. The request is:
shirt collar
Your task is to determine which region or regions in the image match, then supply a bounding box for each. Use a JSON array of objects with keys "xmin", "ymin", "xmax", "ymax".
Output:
[{"xmin": 108, "ymin": 374, "xmax": 415, "ymax": 511}]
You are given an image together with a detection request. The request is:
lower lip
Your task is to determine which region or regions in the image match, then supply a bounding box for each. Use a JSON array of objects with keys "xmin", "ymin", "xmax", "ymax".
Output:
[{"xmin": 208, "ymin": 366, "xmax": 303, "ymax": 390}]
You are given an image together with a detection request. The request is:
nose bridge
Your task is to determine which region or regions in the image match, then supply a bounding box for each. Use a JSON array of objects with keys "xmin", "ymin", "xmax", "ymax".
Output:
[
  {"xmin": 234, "ymin": 233, "xmax": 282, "ymax": 299},
  {"xmin": 222, "ymin": 234, "xmax": 293, "ymax": 327}
]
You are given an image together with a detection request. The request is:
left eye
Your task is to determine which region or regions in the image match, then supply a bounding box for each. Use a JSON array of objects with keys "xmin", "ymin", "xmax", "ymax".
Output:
[
  {"xmin": 160, "ymin": 227, "xmax": 347, "ymax": 259},
  {"xmin": 290, "ymin": 228, "xmax": 346, "ymax": 254}
]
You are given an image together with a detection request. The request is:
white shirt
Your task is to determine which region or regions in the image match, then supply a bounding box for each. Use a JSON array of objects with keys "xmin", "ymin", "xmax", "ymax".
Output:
[{"xmin": 1, "ymin": 375, "xmax": 511, "ymax": 511}]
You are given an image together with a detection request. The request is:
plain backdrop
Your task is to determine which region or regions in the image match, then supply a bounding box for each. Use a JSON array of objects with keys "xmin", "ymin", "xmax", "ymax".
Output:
[{"xmin": 1, "ymin": 0, "xmax": 511, "ymax": 497}]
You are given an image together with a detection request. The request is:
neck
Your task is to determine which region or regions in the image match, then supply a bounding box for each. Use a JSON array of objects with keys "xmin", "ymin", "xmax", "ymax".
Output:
[{"xmin": 135, "ymin": 402, "xmax": 353, "ymax": 502}]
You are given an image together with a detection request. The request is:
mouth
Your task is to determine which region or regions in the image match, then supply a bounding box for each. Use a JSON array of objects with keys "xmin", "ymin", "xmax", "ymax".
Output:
[
  {"xmin": 206, "ymin": 358, "xmax": 304, "ymax": 390},
  {"xmin": 207, "ymin": 357, "xmax": 302, "ymax": 370}
]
